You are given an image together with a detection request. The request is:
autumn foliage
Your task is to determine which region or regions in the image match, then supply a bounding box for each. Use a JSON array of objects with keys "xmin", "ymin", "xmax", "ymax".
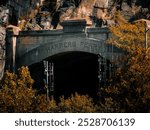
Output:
[
  {"xmin": 0, "ymin": 67, "xmax": 96, "ymax": 112},
  {"xmin": 58, "ymin": 93, "xmax": 96, "ymax": 113},
  {"xmin": 0, "ymin": 67, "xmax": 35, "ymax": 112},
  {"xmin": 99, "ymin": 12, "xmax": 150, "ymax": 112}
]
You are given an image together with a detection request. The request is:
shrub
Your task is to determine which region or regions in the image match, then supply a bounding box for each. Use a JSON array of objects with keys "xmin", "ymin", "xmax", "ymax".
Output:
[
  {"xmin": 0, "ymin": 67, "xmax": 35, "ymax": 112},
  {"xmin": 58, "ymin": 93, "xmax": 97, "ymax": 113}
]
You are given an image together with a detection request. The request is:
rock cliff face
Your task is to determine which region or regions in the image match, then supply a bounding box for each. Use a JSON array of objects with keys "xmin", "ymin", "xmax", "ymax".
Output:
[
  {"xmin": 0, "ymin": 6, "xmax": 9, "ymax": 79},
  {"xmin": 1, "ymin": 0, "xmax": 150, "ymax": 30}
]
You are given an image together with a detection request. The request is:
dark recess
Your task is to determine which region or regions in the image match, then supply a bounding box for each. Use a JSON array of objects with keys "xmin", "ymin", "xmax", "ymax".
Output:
[{"xmin": 29, "ymin": 51, "xmax": 99, "ymax": 100}]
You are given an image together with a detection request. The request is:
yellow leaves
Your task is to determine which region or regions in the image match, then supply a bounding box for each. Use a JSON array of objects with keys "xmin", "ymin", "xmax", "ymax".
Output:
[
  {"xmin": 18, "ymin": 66, "xmax": 34, "ymax": 88},
  {"xmin": 108, "ymin": 12, "xmax": 147, "ymax": 53},
  {"xmin": 102, "ymin": 13, "xmax": 150, "ymax": 112},
  {"xmin": 99, "ymin": 97, "xmax": 121, "ymax": 113},
  {"xmin": 34, "ymin": 95, "xmax": 57, "ymax": 113},
  {"xmin": 0, "ymin": 67, "xmax": 36, "ymax": 112},
  {"xmin": 105, "ymin": 86, "xmax": 119, "ymax": 95},
  {"xmin": 143, "ymin": 84, "xmax": 150, "ymax": 101},
  {"xmin": 58, "ymin": 93, "xmax": 96, "ymax": 113},
  {"xmin": 0, "ymin": 67, "xmax": 97, "ymax": 112},
  {"xmin": 113, "ymin": 11, "xmax": 127, "ymax": 24}
]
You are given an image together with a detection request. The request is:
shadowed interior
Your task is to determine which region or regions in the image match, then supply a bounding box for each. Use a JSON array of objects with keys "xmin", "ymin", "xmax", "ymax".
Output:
[{"xmin": 29, "ymin": 51, "xmax": 99, "ymax": 100}]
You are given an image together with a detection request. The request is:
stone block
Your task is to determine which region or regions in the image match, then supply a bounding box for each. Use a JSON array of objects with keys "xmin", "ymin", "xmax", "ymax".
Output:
[{"xmin": 60, "ymin": 19, "xmax": 86, "ymax": 33}]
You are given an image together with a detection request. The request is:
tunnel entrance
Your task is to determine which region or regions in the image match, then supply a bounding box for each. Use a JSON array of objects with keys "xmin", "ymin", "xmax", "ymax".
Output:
[{"xmin": 29, "ymin": 51, "xmax": 99, "ymax": 100}]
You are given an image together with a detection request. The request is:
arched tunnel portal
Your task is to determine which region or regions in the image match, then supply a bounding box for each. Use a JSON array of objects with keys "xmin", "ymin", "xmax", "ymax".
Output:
[{"xmin": 29, "ymin": 51, "xmax": 113, "ymax": 100}]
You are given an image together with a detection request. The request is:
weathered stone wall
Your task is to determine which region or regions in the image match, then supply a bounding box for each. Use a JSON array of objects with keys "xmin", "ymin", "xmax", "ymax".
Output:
[
  {"xmin": 6, "ymin": 20, "xmax": 123, "ymax": 70},
  {"xmin": 0, "ymin": 6, "xmax": 9, "ymax": 79},
  {"xmin": 0, "ymin": 26, "xmax": 6, "ymax": 79}
]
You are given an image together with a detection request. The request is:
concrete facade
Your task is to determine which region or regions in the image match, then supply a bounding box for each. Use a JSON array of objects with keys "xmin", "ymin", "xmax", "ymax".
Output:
[{"xmin": 6, "ymin": 19, "xmax": 122, "ymax": 71}]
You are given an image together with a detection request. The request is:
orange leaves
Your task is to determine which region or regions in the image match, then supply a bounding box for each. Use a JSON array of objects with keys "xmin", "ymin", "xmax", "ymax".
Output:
[
  {"xmin": 0, "ymin": 67, "xmax": 35, "ymax": 112},
  {"xmin": 0, "ymin": 67, "xmax": 97, "ymax": 112},
  {"xmin": 18, "ymin": 66, "xmax": 34, "ymax": 88},
  {"xmin": 108, "ymin": 12, "xmax": 146, "ymax": 53},
  {"xmin": 58, "ymin": 93, "xmax": 96, "ymax": 113},
  {"xmin": 100, "ymin": 13, "xmax": 150, "ymax": 112},
  {"xmin": 34, "ymin": 95, "xmax": 57, "ymax": 113}
]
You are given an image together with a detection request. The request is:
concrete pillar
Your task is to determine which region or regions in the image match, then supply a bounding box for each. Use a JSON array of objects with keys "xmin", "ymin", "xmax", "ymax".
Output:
[{"xmin": 6, "ymin": 25, "xmax": 20, "ymax": 72}]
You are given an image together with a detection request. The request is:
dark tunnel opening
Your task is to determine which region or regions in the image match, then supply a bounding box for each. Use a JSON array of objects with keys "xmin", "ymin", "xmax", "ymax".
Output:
[{"xmin": 29, "ymin": 51, "xmax": 99, "ymax": 100}]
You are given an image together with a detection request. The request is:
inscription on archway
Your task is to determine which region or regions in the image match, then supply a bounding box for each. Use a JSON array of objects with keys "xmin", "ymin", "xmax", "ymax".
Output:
[{"xmin": 45, "ymin": 39, "xmax": 105, "ymax": 54}]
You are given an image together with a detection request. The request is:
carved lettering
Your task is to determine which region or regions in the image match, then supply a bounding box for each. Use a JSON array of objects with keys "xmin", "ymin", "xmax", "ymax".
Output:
[
  {"xmin": 58, "ymin": 42, "xmax": 62, "ymax": 49},
  {"xmin": 63, "ymin": 41, "xmax": 76, "ymax": 48},
  {"xmin": 54, "ymin": 43, "xmax": 59, "ymax": 50},
  {"xmin": 72, "ymin": 41, "xmax": 76, "ymax": 47},
  {"xmin": 47, "ymin": 40, "xmax": 101, "ymax": 54},
  {"xmin": 80, "ymin": 41, "xmax": 90, "ymax": 51},
  {"xmin": 49, "ymin": 41, "xmax": 77, "ymax": 52},
  {"xmin": 50, "ymin": 43, "xmax": 54, "ymax": 50},
  {"xmin": 80, "ymin": 41, "xmax": 100, "ymax": 53}
]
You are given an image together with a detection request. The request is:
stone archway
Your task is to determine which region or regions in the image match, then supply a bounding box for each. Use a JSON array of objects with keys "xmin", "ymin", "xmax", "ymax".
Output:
[
  {"xmin": 29, "ymin": 51, "xmax": 99, "ymax": 100},
  {"xmin": 16, "ymin": 36, "xmax": 112, "ymax": 68}
]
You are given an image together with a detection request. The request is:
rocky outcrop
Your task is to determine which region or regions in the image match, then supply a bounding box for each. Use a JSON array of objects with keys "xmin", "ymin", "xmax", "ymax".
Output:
[
  {"xmin": 0, "ymin": 6, "xmax": 9, "ymax": 79},
  {"xmin": 1, "ymin": 0, "xmax": 149, "ymax": 30}
]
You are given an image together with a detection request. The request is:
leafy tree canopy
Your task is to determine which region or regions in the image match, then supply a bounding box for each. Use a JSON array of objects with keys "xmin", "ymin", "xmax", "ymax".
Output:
[{"xmin": 99, "ymin": 12, "xmax": 150, "ymax": 112}]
